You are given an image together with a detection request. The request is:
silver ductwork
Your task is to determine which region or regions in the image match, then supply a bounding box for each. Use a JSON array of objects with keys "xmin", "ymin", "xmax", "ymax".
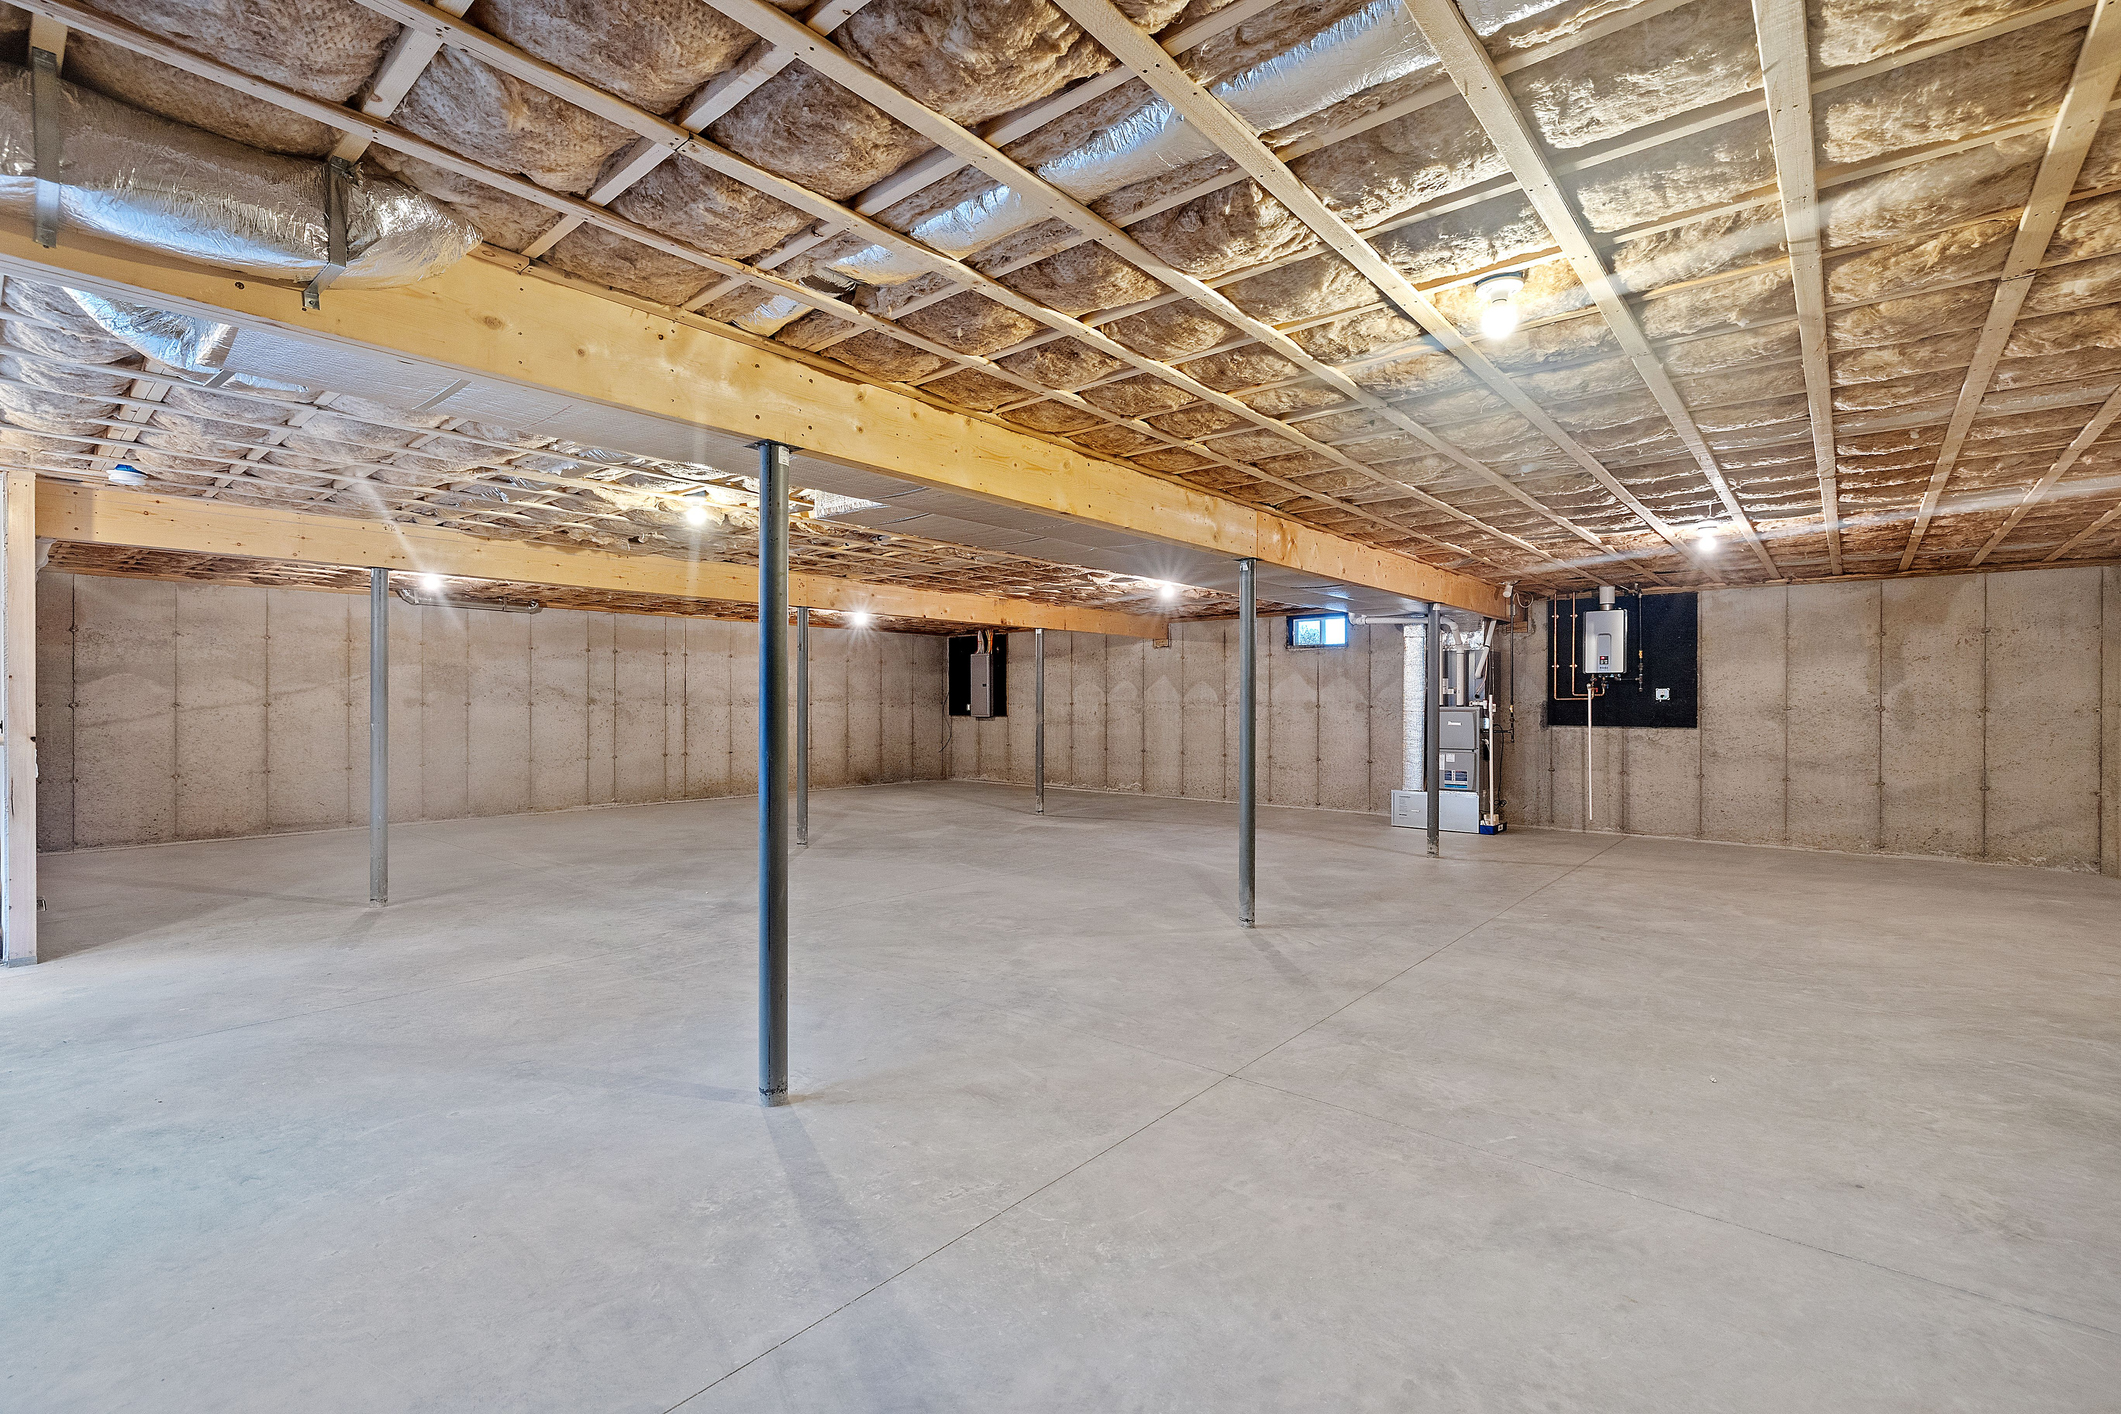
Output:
[
  {"xmin": 0, "ymin": 63, "xmax": 476, "ymax": 287},
  {"xmin": 758, "ymin": 0, "xmax": 1445, "ymax": 307}
]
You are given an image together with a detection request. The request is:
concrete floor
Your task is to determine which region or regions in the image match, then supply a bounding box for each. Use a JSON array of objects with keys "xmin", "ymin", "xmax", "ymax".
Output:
[{"xmin": 3, "ymin": 782, "xmax": 2117, "ymax": 1412}]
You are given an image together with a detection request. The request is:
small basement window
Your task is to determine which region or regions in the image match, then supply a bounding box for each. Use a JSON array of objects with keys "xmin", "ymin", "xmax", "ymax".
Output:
[{"xmin": 1285, "ymin": 613, "xmax": 1348, "ymax": 648}]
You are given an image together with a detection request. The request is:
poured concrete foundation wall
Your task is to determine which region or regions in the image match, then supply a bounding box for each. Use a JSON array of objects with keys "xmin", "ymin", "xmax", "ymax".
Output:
[
  {"xmin": 35, "ymin": 573, "xmax": 947, "ymax": 852},
  {"xmin": 944, "ymin": 619, "xmax": 1404, "ymax": 812},
  {"xmin": 1504, "ymin": 567, "xmax": 2120, "ymax": 876}
]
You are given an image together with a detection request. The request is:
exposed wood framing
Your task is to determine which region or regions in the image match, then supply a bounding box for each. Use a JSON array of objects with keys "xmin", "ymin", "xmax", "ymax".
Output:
[
  {"xmin": 1398, "ymin": 0, "xmax": 1776, "ymax": 578},
  {"xmin": 1047, "ymin": 0, "xmax": 1715, "ymax": 575},
  {"xmin": 37, "ymin": 480, "xmax": 1172, "ymax": 637},
  {"xmin": 15, "ymin": 1, "xmax": 1543, "ymax": 578},
  {"xmin": 0, "ymin": 221, "xmax": 1505, "ymax": 617},
  {"xmin": 330, "ymin": 0, "xmax": 471, "ymax": 162},
  {"xmin": 2043, "ymin": 499, "xmax": 2121, "ymax": 558},
  {"xmin": 339, "ymin": 0, "xmax": 1600, "ymax": 576},
  {"xmin": 1899, "ymin": 0, "xmax": 2121, "ymax": 570},
  {"xmin": 18, "ymin": 0, "xmax": 2113, "ymax": 585},
  {"xmin": 682, "ymin": 0, "xmax": 1634, "ymax": 570},
  {"xmin": 1974, "ymin": 384, "xmax": 2121, "ymax": 562},
  {"xmin": 517, "ymin": 0, "xmax": 879, "ymax": 261},
  {"xmin": 1752, "ymin": 0, "xmax": 1841, "ymax": 575}
]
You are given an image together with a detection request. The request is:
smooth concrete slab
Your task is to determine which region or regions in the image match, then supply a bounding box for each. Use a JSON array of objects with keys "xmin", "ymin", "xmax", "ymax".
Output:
[{"xmin": 4, "ymin": 784, "xmax": 2117, "ymax": 1411}]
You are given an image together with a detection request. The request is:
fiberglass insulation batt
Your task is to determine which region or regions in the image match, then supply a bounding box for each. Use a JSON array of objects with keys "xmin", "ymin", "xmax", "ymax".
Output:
[{"xmin": 31, "ymin": 0, "xmax": 2121, "ymax": 575}]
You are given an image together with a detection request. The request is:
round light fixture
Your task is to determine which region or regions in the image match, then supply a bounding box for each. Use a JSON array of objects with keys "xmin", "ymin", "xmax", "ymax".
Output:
[
  {"xmin": 848, "ymin": 609, "xmax": 873, "ymax": 628},
  {"xmin": 682, "ymin": 500, "xmax": 711, "ymax": 527},
  {"xmin": 1694, "ymin": 523, "xmax": 1723, "ymax": 551},
  {"xmin": 108, "ymin": 464, "xmax": 147, "ymax": 487},
  {"xmin": 1157, "ymin": 581, "xmax": 1181, "ymax": 603},
  {"xmin": 1475, "ymin": 272, "xmax": 1526, "ymax": 340},
  {"xmin": 420, "ymin": 573, "xmax": 445, "ymax": 592}
]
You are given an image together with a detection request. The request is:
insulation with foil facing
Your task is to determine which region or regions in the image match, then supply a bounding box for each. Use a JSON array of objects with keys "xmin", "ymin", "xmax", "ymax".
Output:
[
  {"xmin": 0, "ymin": 0, "xmax": 2115, "ymax": 585},
  {"xmin": 0, "ymin": 62, "xmax": 476, "ymax": 285}
]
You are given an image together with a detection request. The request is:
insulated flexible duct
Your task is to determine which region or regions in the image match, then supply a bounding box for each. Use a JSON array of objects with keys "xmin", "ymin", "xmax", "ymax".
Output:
[
  {"xmin": 725, "ymin": 0, "xmax": 1445, "ymax": 331},
  {"xmin": 0, "ymin": 63, "xmax": 476, "ymax": 287}
]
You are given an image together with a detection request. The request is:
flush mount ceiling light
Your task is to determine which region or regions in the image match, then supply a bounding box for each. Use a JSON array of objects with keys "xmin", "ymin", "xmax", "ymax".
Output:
[
  {"xmin": 682, "ymin": 498, "xmax": 711, "ymax": 527},
  {"xmin": 1474, "ymin": 272, "xmax": 1527, "ymax": 340},
  {"xmin": 1694, "ymin": 522, "xmax": 1724, "ymax": 550},
  {"xmin": 107, "ymin": 464, "xmax": 147, "ymax": 487}
]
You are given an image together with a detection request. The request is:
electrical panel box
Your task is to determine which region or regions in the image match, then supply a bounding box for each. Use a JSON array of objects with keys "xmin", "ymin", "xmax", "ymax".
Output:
[
  {"xmin": 1438, "ymin": 708, "xmax": 1481, "ymax": 750},
  {"xmin": 968, "ymin": 651, "xmax": 997, "ymax": 719},
  {"xmin": 1582, "ymin": 607, "xmax": 1628, "ymax": 675}
]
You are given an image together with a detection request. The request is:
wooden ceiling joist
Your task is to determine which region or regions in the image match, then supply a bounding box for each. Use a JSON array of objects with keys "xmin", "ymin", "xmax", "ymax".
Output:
[
  {"xmin": 14, "ymin": 0, "xmax": 2120, "ymax": 588},
  {"xmin": 0, "ymin": 222, "xmax": 1505, "ymax": 618},
  {"xmin": 1751, "ymin": 0, "xmax": 1843, "ymax": 576},
  {"xmin": 340, "ymin": 0, "xmax": 1596, "ymax": 578},
  {"xmin": 1397, "ymin": 0, "xmax": 1777, "ymax": 580},
  {"xmin": 1898, "ymin": 0, "xmax": 2121, "ymax": 570},
  {"xmin": 1048, "ymin": 0, "xmax": 1713, "ymax": 576},
  {"xmin": 17, "ymin": 0, "xmax": 1543, "ymax": 578}
]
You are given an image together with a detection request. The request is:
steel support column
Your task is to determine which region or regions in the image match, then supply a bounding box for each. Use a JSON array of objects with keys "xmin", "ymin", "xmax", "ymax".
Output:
[
  {"xmin": 795, "ymin": 605, "xmax": 809, "ymax": 847},
  {"xmin": 369, "ymin": 567, "xmax": 388, "ymax": 904},
  {"xmin": 1238, "ymin": 558, "xmax": 1257, "ymax": 927},
  {"xmin": 758, "ymin": 440, "xmax": 792, "ymax": 1106},
  {"xmin": 1425, "ymin": 604, "xmax": 1442, "ymax": 859},
  {"xmin": 1033, "ymin": 627, "xmax": 1045, "ymax": 815}
]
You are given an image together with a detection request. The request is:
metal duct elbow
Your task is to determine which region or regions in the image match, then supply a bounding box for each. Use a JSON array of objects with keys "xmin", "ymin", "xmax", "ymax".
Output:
[{"xmin": 0, "ymin": 63, "xmax": 476, "ymax": 287}]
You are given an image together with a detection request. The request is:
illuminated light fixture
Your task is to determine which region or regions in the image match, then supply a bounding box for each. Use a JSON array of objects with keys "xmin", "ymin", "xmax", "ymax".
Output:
[
  {"xmin": 682, "ymin": 499, "xmax": 711, "ymax": 527},
  {"xmin": 1694, "ymin": 522, "xmax": 1723, "ymax": 550},
  {"xmin": 108, "ymin": 464, "xmax": 147, "ymax": 487},
  {"xmin": 1156, "ymin": 581, "xmax": 1181, "ymax": 602},
  {"xmin": 420, "ymin": 573, "xmax": 445, "ymax": 592},
  {"xmin": 1475, "ymin": 272, "xmax": 1526, "ymax": 340},
  {"xmin": 848, "ymin": 609, "xmax": 873, "ymax": 627}
]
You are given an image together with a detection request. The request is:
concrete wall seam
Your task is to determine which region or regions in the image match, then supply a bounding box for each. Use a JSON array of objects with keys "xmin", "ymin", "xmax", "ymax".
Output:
[
  {"xmin": 1506, "ymin": 569, "xmax": 2118, "ymax": 876},
  {"xmin": 36, "ymin": 574, "xmax": 949, "ymax": 852}
]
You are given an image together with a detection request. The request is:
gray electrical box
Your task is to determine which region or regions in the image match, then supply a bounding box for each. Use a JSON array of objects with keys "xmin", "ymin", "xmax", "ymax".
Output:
[
  {"xmin": 968, "ymin": 651, "xmax": 997, "ymax": 719},
  {"xmin": 1582, "ymin": 607, "xmax": 1628, "ymax": 675}
]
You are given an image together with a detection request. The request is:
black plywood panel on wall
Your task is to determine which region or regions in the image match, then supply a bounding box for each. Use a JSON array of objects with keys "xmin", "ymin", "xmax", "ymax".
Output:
[
  {"xmin": 946, "ymin": 634, "xmax": 1008, "ymax": 717},
  {"xmin": 1545, "ymin": 592, "xmax": 1699, "ymax": 729}
]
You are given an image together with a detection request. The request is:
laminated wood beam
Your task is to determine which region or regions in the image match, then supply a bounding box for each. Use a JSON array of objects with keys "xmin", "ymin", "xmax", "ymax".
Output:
[
  {"xmin": 35, "ymin": 480, "xmax": 1173, "ymax": 638},
  {"xmin": 0, "ymin": 223, "xmax": 1505, "ymax": 618}
]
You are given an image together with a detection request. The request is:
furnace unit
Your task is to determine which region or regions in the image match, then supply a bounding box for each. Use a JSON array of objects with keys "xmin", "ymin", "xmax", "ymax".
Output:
[{"xmin": 1391, "ymin": 618, "xmax": 1506, "ymax": 835}]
